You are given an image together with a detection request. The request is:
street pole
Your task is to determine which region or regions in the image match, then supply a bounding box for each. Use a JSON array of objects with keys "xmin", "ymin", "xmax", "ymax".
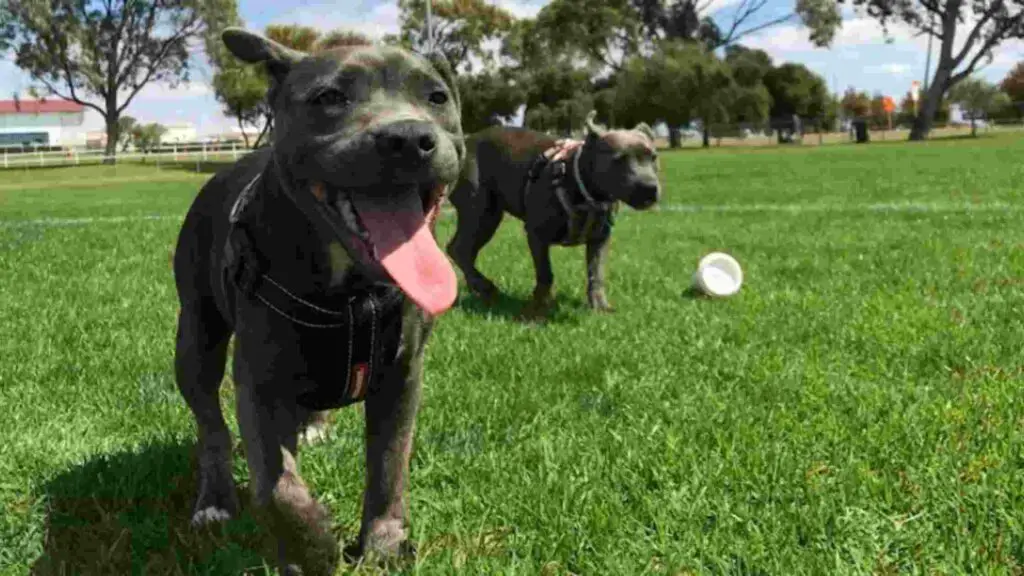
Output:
[{"xmin": 923, "ymin": 12, "xmax": 934, "ymax": 93}]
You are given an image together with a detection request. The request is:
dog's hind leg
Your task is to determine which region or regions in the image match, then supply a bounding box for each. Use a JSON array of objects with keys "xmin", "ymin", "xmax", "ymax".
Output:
[
  {"xmin": 234, "ymin": 357, "xmax": 338, "ymax": 576},
  {"xmin": 175, "ymin": 306, "xmax": 238, "ymax": 526}
]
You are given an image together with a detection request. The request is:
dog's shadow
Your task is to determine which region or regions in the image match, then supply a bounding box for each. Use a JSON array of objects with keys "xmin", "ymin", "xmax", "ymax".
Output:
[
  {"xmin": 29, "ymin": 440, "xmax": 275, "ymax": 575},
  {"xmin": 453, "ymin": 291, "xmax": 584, "ymax": 326}
]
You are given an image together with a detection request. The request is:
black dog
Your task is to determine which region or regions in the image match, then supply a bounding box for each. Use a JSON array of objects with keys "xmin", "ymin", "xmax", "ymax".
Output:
[
  {"xmin": 447, "ymin": 111, "xmax": 661, "ymax": 319},
  {"xmin": 172, "ymin": 28, "xmax": 464, "ymax": 574}
]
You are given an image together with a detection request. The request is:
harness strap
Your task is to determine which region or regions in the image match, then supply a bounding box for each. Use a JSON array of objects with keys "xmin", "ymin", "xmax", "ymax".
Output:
[
  {"xmin": 524, "ymin": 139, "xmax": 617, "ymax": 246},
  {"xmin": 222, "ymin": 171, "xmax": 404, "ymax": 410}
]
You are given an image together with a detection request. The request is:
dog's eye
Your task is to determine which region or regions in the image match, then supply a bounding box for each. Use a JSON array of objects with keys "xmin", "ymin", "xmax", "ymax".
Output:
[
  {"xmin": 428, "ymin": 90, "xmax": 449, "ymax": 105},
  {"xmin": 311, "ymin": 89, "xmax": 349, "ymax": 107}
]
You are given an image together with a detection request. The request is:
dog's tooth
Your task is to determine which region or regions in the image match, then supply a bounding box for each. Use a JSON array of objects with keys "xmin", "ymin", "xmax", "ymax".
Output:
[{"xmin": 338, "ymin": 198, "xmax": 370, "ymax": 240}]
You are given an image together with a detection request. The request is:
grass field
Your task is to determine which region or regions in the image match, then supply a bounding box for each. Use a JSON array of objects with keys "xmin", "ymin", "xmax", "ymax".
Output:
[{"xmin": 1, "ymin": 134, "xmax": 1023, "ymax": 575}]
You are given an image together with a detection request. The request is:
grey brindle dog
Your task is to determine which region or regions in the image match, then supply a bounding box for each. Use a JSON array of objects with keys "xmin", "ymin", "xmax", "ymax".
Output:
[
  {"xmin": 446, "ymin": 112, "xmax": 661, "ymax": 319},
  {"xmin": 172, "ymin": 28, "xmax": 464, "ymax": 574}
]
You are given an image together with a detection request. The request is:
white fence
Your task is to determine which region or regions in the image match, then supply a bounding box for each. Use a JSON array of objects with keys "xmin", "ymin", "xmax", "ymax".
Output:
[{"xmin": 0, "ymin": 143, "xmax": 254, "ymax": 171}]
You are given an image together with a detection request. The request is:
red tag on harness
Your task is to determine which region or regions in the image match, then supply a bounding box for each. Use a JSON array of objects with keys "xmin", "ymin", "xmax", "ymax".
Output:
[{"xmin": 349, "ymin": 362, "xmax": 369, "ymax": 399}]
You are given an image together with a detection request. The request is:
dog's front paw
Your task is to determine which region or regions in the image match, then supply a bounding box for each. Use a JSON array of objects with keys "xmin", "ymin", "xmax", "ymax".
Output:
[
  {"xmin": 191, "ymin": 468, "xmax": 239, "ymax": 527},
  {"xmin": 191, "ymin": 505, "xmax": 233, "ymax": 527},
  {"xmin": 298, "ymin": 411, "xmax": 333, "ymax": 446},
  {"xmin": 588, "ymin": 293, "xmax": 615, "ymax": 313},
  {"xmin": 468, "ymin": 278, "xmax": 500, "ymax": 305},
  {"xmin": 347, "ymin": 519, "xmax": 416, "ymax": 567}
]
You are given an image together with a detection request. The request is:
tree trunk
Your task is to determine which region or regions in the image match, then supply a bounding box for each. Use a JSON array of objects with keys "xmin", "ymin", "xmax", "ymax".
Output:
[
  {"xmin": 237, "ymin": 114, "xmax": 251, "ymax": 149},
  {"xmin": 909, "ymin": 55, "xmax": 954, "ymax": 141},
  {"xmin": 668, "ymin": 127, "xmax": 682, "ymax": 148},
  {"xmin": 701, "ymin": 123, "xmax": 710, "ymax": 149},
  {"xmin": 970, "ymin": 116, "xmax": 977, "ymax": 137},
  {"xmin": 104, "ymin": 115, "xmax": 119, "ymax": 164}
]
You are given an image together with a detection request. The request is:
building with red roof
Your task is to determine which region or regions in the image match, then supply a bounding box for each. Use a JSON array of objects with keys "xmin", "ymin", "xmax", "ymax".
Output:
[{"xmin": 0, "ymin": 97, "xmax": 86, "ymax": 148}]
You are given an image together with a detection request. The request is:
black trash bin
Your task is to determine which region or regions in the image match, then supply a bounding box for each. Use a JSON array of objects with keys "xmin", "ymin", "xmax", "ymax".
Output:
[{"xmin": 852, "ymin": 119, "xmax": 869, "ymax": 143}]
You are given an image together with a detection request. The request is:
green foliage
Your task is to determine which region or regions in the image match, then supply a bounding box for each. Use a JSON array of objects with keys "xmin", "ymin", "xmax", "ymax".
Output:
[
  {"xmin": 117, "ymin": 116, "xmax": 137, "ymax": 152},
  {"xmin": 130, "ymin": 123, "xmax": 167, "ymax": 152},
  {"xmin": 533, "ymin": 0, "xmax": 642, "ymax": 71},
  {"xmin": 397, "ymin": 0, "xmax": 515, "ymax": 73},
  {"xmin": 0, "ymin": 0, "xmax": 236, "ymax": 157},
  {"xmin": 949, "ymin": 76, "xmax": 1012, "ymax": 135},
  {"xmin": 763, "ymin": 62, "xmax": 830, "ymax": 120},
  {"xmin": 840, "ymin": 87, "xmax": 871, "ymax": 118},
  {"xmin": 456, "ymin": 70, "xmax": 525, "ymax": 133},
  {"xmin": 1001, "ymin": 61, "xmax": 1024, "ymax": 104},
  {"xmin": 723, "ymin": 46, "xmax": 774, "ymax": 125}
]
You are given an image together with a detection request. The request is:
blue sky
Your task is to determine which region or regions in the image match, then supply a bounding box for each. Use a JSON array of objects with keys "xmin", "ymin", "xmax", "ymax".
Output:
[{"xmin": 1, "ymin": 0, "xmax": 1021, "ymax": 136}]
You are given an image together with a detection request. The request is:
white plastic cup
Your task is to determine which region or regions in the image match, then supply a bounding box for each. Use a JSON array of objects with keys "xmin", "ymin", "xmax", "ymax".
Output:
[{"xmin": 693, "ymin": 252, "xmax": 743, "ymax": 297}]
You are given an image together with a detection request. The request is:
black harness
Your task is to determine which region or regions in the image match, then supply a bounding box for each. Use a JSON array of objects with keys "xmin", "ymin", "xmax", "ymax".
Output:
[
  {"xmin": 222, "ymin": 174, "xmax": 404, "ymax": 411},
  {"xmin": 525, "ymin": 142, "xmax": 618, "ymax": 246}
]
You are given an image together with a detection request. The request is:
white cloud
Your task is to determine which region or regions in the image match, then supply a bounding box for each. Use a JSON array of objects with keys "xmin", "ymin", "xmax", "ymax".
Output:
[
  {"xmin": 275, "ymin": 2, "xmax": 401, "ymax": 39},
  {"xmin": 864, "ymin": 63, "xmax": 911, "ymax": 75}
]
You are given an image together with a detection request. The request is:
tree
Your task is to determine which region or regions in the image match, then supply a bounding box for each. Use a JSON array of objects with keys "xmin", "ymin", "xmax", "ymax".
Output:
[
  {"xmin": 0, "ymin": 0, "xmax": 235, "ymax": 162},
  {"xmin": 764, "ymin": 63, "xmax": 830, "ymax": 123},
  {"xmin": 117, "ymin": 116, "xmax": 137, "ymax": 152},
  {"xmin": 531, "ymin": 0, "xmax": 641, "ymax": 72},
  {"xmin": 948, "ymin": 76, "xmax": 1011, "ymax": 136},
  {"xmin": 839, "ymin": 0, "xmax": 1024, "ymax": 140},
  {"xmin": 840, "ymin": 87, "xmax": 871, "ymax": 118},
  {"xmin": 723, "ymin": 45, "xmax": 773, "ymax": 128},
  {"xmin": 456, "ymin": 70, "xmax": 525, "ymax": 133},
  {"xmin": 131, "ymin": 122, "xmax": 166, "ymax": 153},
  {"xmin": 1000, "ymin": 60, "xmax": 1024, "ymax": 120},
  {"xmin": 615, "ymin": 41, "xmax": 734, "ymax": 148},
  {"xmin": 533, "ymin": 0, "xmax": 841, "ymax": 72},
  {"xmin": 397, "ymin": 0, "xmax": 515, "ymax": 73},
  {"xmin": 519, "ymin": 64, "xmax": 595, "ymax": 135}
]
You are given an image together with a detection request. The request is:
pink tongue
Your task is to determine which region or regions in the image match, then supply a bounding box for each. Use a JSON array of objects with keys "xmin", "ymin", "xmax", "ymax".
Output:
[{"xmin": 351, "ymin": 192, "xmax": 457, "ymax": 317}]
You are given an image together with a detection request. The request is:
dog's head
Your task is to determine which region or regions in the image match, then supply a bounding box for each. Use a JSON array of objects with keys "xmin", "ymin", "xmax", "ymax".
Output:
[
  {"xmin": 581, "ymin": 111, "xmax": 660, "ymax": 210},
  {"xmin": 222, "ymin": 27, "xmax": 465, "ymax": 317}
]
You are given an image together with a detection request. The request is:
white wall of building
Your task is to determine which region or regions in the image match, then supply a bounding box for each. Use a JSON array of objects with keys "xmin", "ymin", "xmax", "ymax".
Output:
[
  {"xmin": 160, "ymin": 123, "xmax": 197, "ymax": 144},
  {"xmin": 0, "ymin": 110, "xmax": 86, "ymax": 147}
]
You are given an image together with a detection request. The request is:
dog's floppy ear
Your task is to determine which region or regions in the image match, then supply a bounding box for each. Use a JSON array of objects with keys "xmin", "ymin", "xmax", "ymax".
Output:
[
  {"xmin": 633, "ymin": 122, "xmax": 656, "ymax": 142},
  {"xmin": 425, "ymin": 51, "xmax": 461, "ymax": 115},
  {"xmin": 222, "ymin": 27, "xmax": 304, "ymax": 82}
]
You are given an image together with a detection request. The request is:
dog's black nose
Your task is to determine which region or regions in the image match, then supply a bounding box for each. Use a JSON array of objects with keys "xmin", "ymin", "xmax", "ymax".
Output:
[
  {"xmin": 374, "ymin": 121, "xmax": 438, "ymax": 161},
  {"xmin": 632, "ymin": 183, "xmax": 660, "ymax": 209}
]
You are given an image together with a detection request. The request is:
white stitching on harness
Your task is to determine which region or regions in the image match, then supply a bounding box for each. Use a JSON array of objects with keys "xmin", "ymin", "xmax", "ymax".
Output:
[
  {"xmin": 260, "ymin": 275, "xmax": 350, "ymax": 317},
  {"xmin": 254, "ymin": 292, "xmax": 349, "ymax": 329}
]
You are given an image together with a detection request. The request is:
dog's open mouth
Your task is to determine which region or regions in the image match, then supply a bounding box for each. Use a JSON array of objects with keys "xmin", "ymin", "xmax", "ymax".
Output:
[{"xmin": 312, "ymin": 181, "xmax": 456, "ymax": 317}]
